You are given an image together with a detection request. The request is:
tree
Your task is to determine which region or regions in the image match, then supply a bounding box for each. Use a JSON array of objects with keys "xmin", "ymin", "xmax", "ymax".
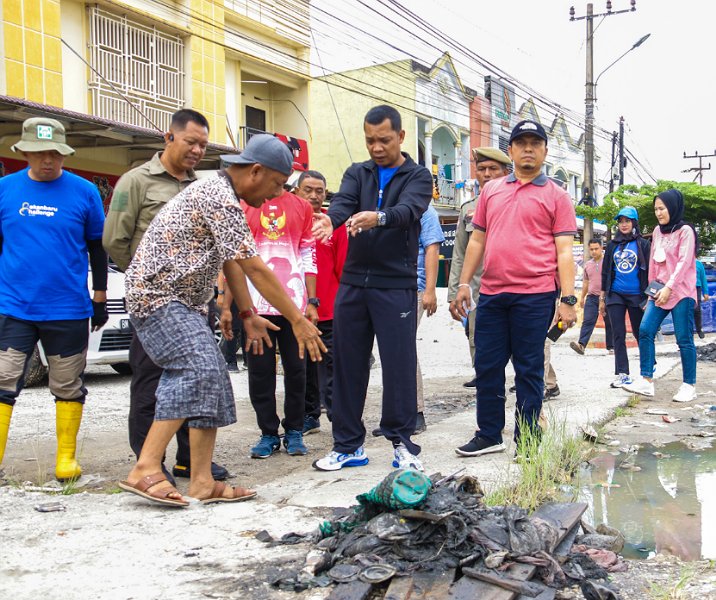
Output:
[{"xmin": 576, "ymin": 181, "xmax": 716, "ymax": 252}]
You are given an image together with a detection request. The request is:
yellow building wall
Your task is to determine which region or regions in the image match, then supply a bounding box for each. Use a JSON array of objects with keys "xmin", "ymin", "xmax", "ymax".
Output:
[
  {"xmin": 189, "ymin": 0, "xmax": 226, "ymax": 144},
  {"xmin": 3, "ymin": 0, "xmax": 63, "ymax": 106},
  {"xmin": 309, "ymin": 62, "xmax": 417, "ymax": 191}
]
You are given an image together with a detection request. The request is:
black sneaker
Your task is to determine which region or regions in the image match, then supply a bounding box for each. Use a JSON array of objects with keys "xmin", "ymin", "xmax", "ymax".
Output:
[
  {"xmin": 462, "ymin": 377, "xmax": 477, "ymax": 388},
  {"xmin": 455, "ymin": 435, "xmax": 506, "ymax": 457},
  {"xmin": 544, "ymin": 385, "xmax": 560, "ymax": 400}
]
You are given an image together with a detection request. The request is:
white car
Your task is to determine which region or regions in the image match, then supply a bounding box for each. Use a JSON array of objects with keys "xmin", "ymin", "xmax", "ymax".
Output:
[{"xmin": 24, "ymin": 266, "xmax": 132, "ymax": 386}]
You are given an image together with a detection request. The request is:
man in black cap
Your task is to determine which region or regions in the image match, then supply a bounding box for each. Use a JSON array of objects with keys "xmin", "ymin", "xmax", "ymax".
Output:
[
  {"xmin": 118, "ymin": 134, "xmax": 325, "ymax": 507},
  {"xmin": 448, "ymin": 147, "xmax": 511, "ymax": 387},
  {"xmin": 454, "ymin": 120, "xmax": 577, "ymax": 459},
  {"xmin": 0, "ymin": 117, "xmax": 108, "ymax": 481}
]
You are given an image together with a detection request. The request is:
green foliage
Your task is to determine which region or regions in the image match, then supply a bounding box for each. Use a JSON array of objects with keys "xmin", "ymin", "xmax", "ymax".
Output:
[{"xmin": 576, "ymin": 180, "xmax": 716, "ymax": 252}]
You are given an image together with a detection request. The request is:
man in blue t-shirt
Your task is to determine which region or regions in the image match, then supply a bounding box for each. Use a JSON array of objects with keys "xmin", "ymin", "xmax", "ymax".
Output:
[{"xmin": 0, "ymin": 117, "xmax": 108, "ymax": 482}]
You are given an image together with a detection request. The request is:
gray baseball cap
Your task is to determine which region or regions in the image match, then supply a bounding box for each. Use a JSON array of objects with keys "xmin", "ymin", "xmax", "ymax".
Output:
[
  {"xmin": 221, "ymin": 134, "xmax": 293, "ymax": 176},
  {"xmin": 12, "ymin": 117, "xmax": 75, "ymax": 156}
]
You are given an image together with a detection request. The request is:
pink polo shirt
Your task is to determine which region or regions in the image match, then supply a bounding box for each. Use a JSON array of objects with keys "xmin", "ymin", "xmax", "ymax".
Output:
[
  {"xmin": 648, "ymin": 225, "xmax": 697, "ymax": 310},
  {"xmin": 473, "ymin": 173, "xmax": 577, "ymax": 295}
]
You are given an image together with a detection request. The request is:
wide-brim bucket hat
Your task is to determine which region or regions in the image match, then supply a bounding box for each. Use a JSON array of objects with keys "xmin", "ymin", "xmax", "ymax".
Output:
[{"xmin": 11, "ymin": 117, "xmax": 75, "ymax": 156}]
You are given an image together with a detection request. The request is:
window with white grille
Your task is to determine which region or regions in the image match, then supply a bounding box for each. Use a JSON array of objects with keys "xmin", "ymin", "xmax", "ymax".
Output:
[{"xmin": 88, "ymin": 7, "xmax": 185, "ymax": 130}]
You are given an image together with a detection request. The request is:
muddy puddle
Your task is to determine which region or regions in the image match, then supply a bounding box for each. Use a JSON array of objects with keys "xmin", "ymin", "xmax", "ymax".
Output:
[{"xmin": 577, "ymin": 442, "xmax": 716, "ymax": 561}]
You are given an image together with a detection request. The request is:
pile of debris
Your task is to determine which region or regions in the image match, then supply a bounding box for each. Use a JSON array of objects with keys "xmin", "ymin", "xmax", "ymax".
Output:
[
  {"xmin": 697, "ymin": 342, "xmax": 716, "ymax": 362},
  {"xmin": 258, "ymin": 469, "xmax": 627, "ymax": 599}
]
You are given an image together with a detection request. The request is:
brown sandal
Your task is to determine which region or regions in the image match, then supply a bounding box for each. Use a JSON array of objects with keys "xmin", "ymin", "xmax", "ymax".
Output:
[
  {"xmin": 119, "ymin": 472, "xmax": 189, "ymax": 507},
  {"xmin": 200, "ymin": 481, "xmax": 257, "ymax": 504}
]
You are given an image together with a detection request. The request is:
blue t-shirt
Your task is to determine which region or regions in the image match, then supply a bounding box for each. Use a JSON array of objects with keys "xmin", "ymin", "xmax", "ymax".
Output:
[
  {"xmin": 377, "ymin": 166, "xmax": 399, "ymax": 209},
  {"xmin": 0, "ymin": 168, "xmax": 105, "ymax": 320},
  {"xmin": 417, "ymin": 205, "xmax": 445, "ymax": 292},
  {"xmin": 611, "ymin": 241, "xmax": 641, "ymax": 295}
]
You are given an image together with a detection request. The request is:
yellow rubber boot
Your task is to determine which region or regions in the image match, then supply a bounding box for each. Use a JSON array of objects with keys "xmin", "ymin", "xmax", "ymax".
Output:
[
  {"xmin": 55, "ymin": 401, "xmax": 83, "ymax": 481},
  {"xmin": 0, "ymin": 403, "xmax": 12, "ymax": 466}
]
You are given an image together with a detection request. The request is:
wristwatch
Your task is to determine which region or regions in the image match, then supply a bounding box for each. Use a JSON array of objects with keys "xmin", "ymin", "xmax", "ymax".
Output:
[
  {"xmin": 560, "ymin": 295, "xmax": 578, "ymax": 306},
  {"xmin": 239, "ymin": 306, "xmax": 257, "ymax": 320},
  {"xmin": 307, "ymin": 297, "xmax": 321, "ymax": 308},
  {"xmin": 376, "ymin": 211, "xmax": 387, "ymax": 227}
]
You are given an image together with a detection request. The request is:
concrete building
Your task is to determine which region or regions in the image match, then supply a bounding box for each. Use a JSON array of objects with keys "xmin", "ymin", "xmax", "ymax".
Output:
[
  {"xmin": 310, "ymin": 52, "xmax": 478, "ymax": 207},
  {"xmin": 0, "ymin": 0, "xmax": 311, "ymax": 181}
]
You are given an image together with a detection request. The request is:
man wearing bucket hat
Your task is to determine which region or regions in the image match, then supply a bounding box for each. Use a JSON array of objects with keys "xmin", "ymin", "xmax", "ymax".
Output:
[
  {"xmin": 118, "ymin": 133, "xmax": 325, "ymax": 507},
  {"xmin": 448, "ymin": 147, "xmax": 511, "ymax": 387},
  {"xmin": 0, "ymin": 117, "xmax": 108, "ymax": 481},
  {"xmin": 454, "ymin": 120, "xmax": 577, "ymax": 459}
]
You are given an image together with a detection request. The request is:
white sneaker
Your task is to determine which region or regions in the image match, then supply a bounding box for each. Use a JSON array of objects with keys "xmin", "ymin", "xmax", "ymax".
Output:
[
  {"xmin": 312, "ymin": 446, "xmax": 369, "ymax": 471},
  {"xmin": 610, "ymin": 373, "xmax": 633, "ymax": 388},
  {"xmin": 622, "ymin": 377, "xmax": 654, "ymax": 397},
  {"xmin": 392, "ymin": 443, "xmax": 424, "ymax": 471},
  {"xmin": 672, "ymin": 383, "xmax": 697, "ymax": 403}
]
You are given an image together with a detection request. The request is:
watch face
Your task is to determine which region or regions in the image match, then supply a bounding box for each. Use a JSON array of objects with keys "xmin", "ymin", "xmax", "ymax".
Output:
[{"xmin": 562, "ymin": 295, "xmax": 577, "ymax": 306}]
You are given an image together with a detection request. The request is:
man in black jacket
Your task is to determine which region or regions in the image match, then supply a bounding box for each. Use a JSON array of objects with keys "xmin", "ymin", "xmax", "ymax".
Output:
[{"xmin": 311, "ymin": 105, "xmax": 433, "ymax": 472}]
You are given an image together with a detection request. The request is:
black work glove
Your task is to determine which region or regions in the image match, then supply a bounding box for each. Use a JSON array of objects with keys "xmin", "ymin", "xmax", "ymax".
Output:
[{"xmin": 91, "ymin": 300, "xmax": 109, "ymax": 331}]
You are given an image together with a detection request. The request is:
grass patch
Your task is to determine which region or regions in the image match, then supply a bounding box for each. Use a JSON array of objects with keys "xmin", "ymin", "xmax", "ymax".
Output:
[
  {"xmin": 614, "ymin": 406, "xmax": 630, "ymax": 418},
  {"xmin": 484, "ymin": 412, "xmax": 593, "ymax": 511},
  {"xmin": 626, "ymin": 395, "xmax": 640, "ymax": 408},
  {"xmin": 648, "ymin": 565, "xmax": 698, "ymax": 599}
]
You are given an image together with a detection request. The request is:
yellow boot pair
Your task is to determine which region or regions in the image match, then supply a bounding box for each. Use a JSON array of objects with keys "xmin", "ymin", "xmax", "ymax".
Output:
[
  {"xmin": 0, "ymin": 403, "xmax": 12, "ymax": 466},
  {"xmin": 55, "ymin": 401, "xmax": 83, "ymax": 481}
]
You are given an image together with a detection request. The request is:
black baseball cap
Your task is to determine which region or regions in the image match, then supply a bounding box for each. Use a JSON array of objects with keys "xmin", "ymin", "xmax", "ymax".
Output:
[{"xmin": 509, "ymin": 120, "xmax": 548, "ymax": 145}]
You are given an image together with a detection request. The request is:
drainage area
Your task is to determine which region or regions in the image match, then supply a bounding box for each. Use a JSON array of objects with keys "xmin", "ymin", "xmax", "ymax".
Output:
[{"xmin": 579, "ymin": 441, "xmax": 715, "ymax": 561}]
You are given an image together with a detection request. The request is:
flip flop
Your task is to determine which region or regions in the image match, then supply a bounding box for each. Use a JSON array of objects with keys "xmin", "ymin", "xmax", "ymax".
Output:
[
  {"xmin": 119, "ymin": 472, "xmax": 189, "ymax": 507},
  {"xmin": 200, "ymin": 481, "xmax": 257, "ymax": 504}
]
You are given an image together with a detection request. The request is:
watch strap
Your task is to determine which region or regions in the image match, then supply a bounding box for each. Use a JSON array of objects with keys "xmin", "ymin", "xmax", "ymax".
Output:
[{"xmin": 239, "ymin": 307, "xmax": 258, "ymax": 320}]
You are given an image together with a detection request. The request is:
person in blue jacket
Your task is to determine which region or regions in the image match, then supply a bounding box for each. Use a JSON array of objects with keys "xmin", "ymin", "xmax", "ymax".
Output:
[{"xmin": 695, "ymin": 258, "xmax": 710, "ymax": 339}]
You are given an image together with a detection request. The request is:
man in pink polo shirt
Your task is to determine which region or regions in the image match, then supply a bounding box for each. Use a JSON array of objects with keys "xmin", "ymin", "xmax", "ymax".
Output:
[{"xmin": 454, "ymin": 120, "xmax": 577, "ymax": 458}]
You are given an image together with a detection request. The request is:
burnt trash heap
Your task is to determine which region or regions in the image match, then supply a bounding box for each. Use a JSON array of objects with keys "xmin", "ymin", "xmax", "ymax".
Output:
[{"xmin": 258, "ymin": 469, "xmax": 627, "ymax": 599}]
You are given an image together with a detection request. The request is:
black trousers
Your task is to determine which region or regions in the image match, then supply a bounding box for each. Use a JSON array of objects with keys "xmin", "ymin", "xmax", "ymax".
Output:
[
  {"xmin": 305, "ymin": 320, "xmax": 334, "ymax": 420},
  {"xmin": 578, "ymin": 294, "xmax": 613, "ymax": 349},
  {"xmin": 128, "ymin": 333, "xmax": 190, "ymax": 463},
  {"xmin": 694, "ymin": 294, "xmax": 704, "ymax": 334},
  {"xmin": 605, "ymin": 293, "xmax": 643, "ymax": 375},
  {"xmin": 247, "ymin": 315, "xmax": 306, "ymax": 435},
  {"xmin": 332, "ymin": 285, "xmax": 419, "ymax": 455}
]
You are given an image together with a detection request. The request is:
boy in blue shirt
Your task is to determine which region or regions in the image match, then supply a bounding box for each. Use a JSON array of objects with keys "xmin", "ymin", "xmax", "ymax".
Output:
[{"xmin": 0, "ymin": 118, "xmax": 108, "ymax": 481}]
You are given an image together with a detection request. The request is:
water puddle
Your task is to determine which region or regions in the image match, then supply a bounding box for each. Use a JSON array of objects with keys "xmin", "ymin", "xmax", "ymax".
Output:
[{"xmin": 578, "ymin": 442, "xmax": 716, "ymax": 561}]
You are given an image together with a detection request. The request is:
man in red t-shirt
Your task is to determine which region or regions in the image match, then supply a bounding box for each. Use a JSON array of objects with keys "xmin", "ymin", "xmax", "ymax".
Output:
[
  {"xmin": 240, "ymin": 190, "xmax": 318, "ymax": 459},
  {"xmin": 295, "ymin": 170, "xmax": 348, "ymax": 434},
  {"xmin": 454, "ymin": 120, "xmax": 577, "ymax": 459}
]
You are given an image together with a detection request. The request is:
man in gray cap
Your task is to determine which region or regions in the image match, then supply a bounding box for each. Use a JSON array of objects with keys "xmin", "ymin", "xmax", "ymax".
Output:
[
  {"xmin": 103, "ymin": 109, "xmax": 230, "ymax": 484},
  {"xmin": 118, "ymin": 133, "xmax": 325, "ymax": 507},
  {"xmin": 0, "ymin": 117, "xmax": 108, "ymax": 481},
  {"xmin": 448, "ymin": 147, "xmax": 511, "ymax": 387}
]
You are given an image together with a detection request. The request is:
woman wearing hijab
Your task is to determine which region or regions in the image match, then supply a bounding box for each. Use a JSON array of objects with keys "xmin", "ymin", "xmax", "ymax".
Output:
[
  {"xmin": 623, "ymin": 189, "xmax": 698, "ymax": 402},
  {"xmin": 600, "ymin": 206, "xmax": 651, "ymax": 388}
]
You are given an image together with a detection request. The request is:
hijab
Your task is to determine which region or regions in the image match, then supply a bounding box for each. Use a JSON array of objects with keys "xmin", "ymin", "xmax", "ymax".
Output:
[{"xmin": 654, "ymin": 189, "xmax": 699, "ymax": 253}]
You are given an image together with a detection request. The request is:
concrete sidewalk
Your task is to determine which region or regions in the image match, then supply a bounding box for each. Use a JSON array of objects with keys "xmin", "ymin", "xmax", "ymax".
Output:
[{"xmin": 256, "ymin": 288, "xmax": 699, "ymax": 508}]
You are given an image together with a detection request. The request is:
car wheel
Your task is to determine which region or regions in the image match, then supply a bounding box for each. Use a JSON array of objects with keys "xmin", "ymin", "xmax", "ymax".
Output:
[
  {"xmin": 24, "ymin": 345, "xmax": 48, "ymax": 387},
  {"xmin": 110, "ymin": 363, "xmax": 133, "ymax": 376}
]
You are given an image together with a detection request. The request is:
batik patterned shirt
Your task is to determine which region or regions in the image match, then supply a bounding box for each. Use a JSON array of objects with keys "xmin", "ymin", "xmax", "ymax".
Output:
[{"xmin": 125, "ymin": 172, "xmax": 257, "ymax": 318}]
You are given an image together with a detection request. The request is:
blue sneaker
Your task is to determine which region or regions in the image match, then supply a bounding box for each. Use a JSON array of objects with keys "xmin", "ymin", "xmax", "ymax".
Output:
[
  {"xmin": 250, "ymin": 435, "xmax": 280, "ymax": 459},
  {"xmin": 312, "ymin": 446, "xmax": 369, "ymax": 471},
  {"xmin": 303, "ymin": 415, "xmax": 321, "ymax": 435},
  {"xmin": 283, "ymin": 429, "xmax": 308, "ymax": 456}
]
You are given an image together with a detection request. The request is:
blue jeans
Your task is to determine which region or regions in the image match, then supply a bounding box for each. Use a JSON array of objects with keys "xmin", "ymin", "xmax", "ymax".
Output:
[
  {"xmin": 638, "ymin": 298, "xmax": 696, "ymax": 384},
  {"xmin": 474, "ymin": 291, "xmax": 557, "ymax": 444}
]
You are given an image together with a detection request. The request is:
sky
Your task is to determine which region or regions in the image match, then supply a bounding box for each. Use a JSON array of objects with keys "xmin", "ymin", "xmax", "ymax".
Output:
[{"xmin": 312, "ymin": 0, "xmax": 716, "ymax": 187}]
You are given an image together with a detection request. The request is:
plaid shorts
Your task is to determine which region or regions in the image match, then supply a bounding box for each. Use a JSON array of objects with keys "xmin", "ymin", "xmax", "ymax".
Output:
[{"xmin": 131, "ymin": 302, "xmax": 236, "ymax": 429}]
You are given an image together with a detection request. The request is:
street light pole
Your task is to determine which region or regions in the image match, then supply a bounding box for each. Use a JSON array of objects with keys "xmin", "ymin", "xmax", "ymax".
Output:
[{"xmin": 570, "ymin": 0, "xmax": 638, "ymax": 254}]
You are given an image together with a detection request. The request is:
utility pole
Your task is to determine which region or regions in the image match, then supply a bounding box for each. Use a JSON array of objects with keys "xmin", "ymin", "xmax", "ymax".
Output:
[
  {"xmin": 609, "ymin": 131, "xmax": 617, "ymax": 193},
  {"xmin": 682, "ymin": 150, "xmax": 715, "ymax": 185},
  {"xmin": 570, "ymin": 0, "xmax": 639, "ymax": 251},
  {"xmin": 618, "ymin": 116, "xmax": 625, "ymax": 185}
]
